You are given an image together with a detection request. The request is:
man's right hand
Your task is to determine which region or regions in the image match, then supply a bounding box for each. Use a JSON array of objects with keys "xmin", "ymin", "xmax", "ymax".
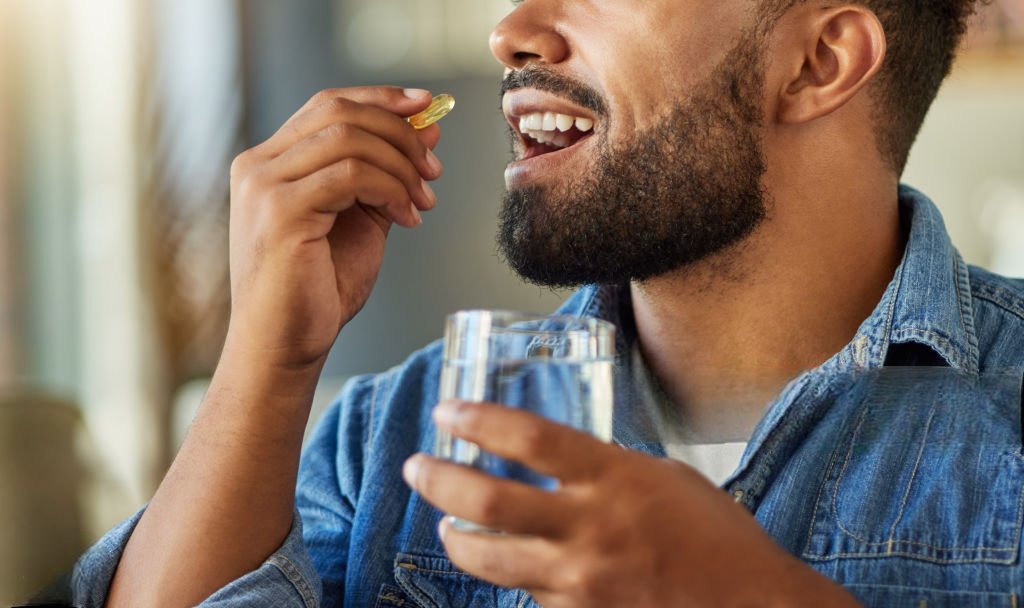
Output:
[
  {"xmin": 225, "ymin": 86, "xmax": 443, "ymax": 369},
  {"xmin": 106, "ymin": 87, "xmax": 443, "ymax": 608}
]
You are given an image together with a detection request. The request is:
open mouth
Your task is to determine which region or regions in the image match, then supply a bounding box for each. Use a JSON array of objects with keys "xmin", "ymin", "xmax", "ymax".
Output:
[{"xmin": 514, "ymin": 111, "xmax": 596, "ymax": 161}]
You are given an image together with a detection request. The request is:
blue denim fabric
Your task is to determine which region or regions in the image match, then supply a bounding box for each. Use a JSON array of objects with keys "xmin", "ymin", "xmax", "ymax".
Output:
[
  {"xmin": 69, "ymin": 509, "xmax": 320, "ymax": 607},
  {"xmin": 71, "ymin": 186, "xmax": 1024, "ymax": 607}
]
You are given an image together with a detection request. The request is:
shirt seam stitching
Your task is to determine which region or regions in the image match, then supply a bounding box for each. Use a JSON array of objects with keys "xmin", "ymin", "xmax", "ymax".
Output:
[
  {"xmin": 876, "ymin": 253, "xmax": 905, "ymax": 365},
  {"xmin": 952, "ymin": 251, "xmax": 981, "ymax": 371},
  {"xmin": 885, "ymin": 405, "xmax": 938, "ymax": 544},
  {"xmin": 266, "ymin": 554, "xmax": 318, "ymax": 608},
  {"xmin": 802, "ymin": 424, "xmax": 845, "ymax": 557},
  {"xmin": 804, "ymin": 550, "xmax": 1018, "ymax": 565},
  {"xmin": 973, "ymin": 291, "xmax": 1024, "ymax": 323},
  {"xmin": 807, "ymin": 402, "xmax": 1023, "ymax": 558}
]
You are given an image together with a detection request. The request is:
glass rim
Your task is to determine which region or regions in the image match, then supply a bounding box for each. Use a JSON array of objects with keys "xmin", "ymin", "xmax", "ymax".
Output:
[{"xmin": 445, "ymin": 309, "xmax": 616, "ymax": 334}]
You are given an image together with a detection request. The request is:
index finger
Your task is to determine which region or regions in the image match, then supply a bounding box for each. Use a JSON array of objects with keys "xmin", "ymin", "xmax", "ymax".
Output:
[
  {"xmin": 292, "ymin": 86, "xmax": 433, "ymax": 122},
  {"xmin": 433, "ymin": 401, "xmax": 612, "ymax": 482},
  {"xmin": 263, "ymin": 87, "xmax": 436, "ymax": 159}
]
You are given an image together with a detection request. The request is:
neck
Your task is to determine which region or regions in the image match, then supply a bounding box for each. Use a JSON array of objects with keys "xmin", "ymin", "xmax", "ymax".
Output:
[{"xmin": 630, "ymin": 171, "xmax": 903, "ymax": 442}]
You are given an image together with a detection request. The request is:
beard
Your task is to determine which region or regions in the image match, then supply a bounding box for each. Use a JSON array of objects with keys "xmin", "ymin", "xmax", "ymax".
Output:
[{"xmin": 497, "ymin": 30, "xmax": 770, "ymax": 289}]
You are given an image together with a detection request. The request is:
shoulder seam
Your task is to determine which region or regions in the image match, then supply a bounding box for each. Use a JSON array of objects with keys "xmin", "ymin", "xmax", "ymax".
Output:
[
  {"xmin": 971, "ymin": 278, "xmax": 1024, "ymax": 322},
  {"xmin": 973, "ymin": 293, "xmax": 1024, "ymax": 323}
]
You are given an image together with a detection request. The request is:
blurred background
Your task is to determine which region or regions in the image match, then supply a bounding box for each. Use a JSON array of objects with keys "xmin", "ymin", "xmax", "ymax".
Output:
[{"xmin": 0, "ymin": 0, "xmax": 1022, "ymax": 602}]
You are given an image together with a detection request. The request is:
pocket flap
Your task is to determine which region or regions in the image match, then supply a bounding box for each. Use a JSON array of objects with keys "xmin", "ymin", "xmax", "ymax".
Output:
[
  {"xmin": 392, "ymin": 552, "xmax": 533, "ymax": 608},
  {"xmin": 846, "ymin": 584, "xmax": 1017, "ymax": 607}
]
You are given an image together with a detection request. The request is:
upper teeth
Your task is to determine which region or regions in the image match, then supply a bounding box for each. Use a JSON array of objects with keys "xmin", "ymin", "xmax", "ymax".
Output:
[{"xmin": 518, "ymin": 112, "xmax": 595, "ymax": 148}]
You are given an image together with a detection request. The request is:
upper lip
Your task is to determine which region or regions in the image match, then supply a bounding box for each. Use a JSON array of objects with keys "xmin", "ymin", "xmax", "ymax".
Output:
[{"xmin": 502, "ymin": 89, "xmax": 598, "ymax": 141}]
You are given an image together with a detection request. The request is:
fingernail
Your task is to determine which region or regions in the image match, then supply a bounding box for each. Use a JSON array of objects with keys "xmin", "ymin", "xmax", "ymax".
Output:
[
  {"xmin": 410, "ymin": 204, "xmax": 423, "ymax": 226},
  {"xmin": 404, "ymin": 88, "xmax": 430, "ymax": 99},
  {"xmin": 438, "ymin": 516, "xmax": 453, "ymax": 542},
  {"xmin": 433, "ymin": 400, "xmax": 460, "ymax": 428},
  {"xmin": 403, "ymin": 455, "xmax": 421, "ymax": 487},
  {"xmin": 425, "ymin": 149, "xmax": 442, "ymax": 175},
  {"xmin": 421, "ymin": 180, "xmax": 437, "ymax": 207}
]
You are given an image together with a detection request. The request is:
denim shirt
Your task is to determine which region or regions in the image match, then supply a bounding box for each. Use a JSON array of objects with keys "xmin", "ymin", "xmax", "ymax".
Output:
[{"xmin": 70, "ymin": 186, "xmax": 1024, "ymax": 607}]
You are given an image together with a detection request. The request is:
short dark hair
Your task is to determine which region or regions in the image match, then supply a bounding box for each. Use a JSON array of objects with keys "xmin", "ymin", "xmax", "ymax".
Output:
[{"xmin": 763, "ymin": 1, "xmax": 987, "ymax": 173}]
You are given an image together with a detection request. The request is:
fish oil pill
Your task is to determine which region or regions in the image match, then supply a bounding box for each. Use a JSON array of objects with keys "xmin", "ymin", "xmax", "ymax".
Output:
[{"xmin": 409, "ymin": 94, "xmax": 455, "ymax": 130}]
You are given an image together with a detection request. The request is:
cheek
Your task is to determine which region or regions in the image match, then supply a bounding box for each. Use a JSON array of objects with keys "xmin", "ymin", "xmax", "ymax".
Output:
[
  {"xmin": 590, "ymin": 39, "xmax": 711, "ymax": 138},
  {"xmin": 598, "ymin": 76, "xmax": 680, "ymax": 147},
  {"xmin": 575, "ymin": 2, "xmax": 751, "ymax": 135}
]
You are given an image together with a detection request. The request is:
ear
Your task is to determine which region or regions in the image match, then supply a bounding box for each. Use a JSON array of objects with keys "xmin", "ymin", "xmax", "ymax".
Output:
[{"xmin": 775, "ymin": 6, "xmax": 886, "ymax": 125}]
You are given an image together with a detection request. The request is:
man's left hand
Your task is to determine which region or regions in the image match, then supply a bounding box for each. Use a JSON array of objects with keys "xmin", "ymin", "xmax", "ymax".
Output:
[{"xmin": 403, "ymin": 400, "xmax": 860, "ymax": 608}]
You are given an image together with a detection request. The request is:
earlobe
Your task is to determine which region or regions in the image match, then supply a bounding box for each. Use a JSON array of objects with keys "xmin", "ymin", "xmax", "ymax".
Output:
[{"xmin": 776, "ymin": 7, "xmax": 886, "ymax": 125}]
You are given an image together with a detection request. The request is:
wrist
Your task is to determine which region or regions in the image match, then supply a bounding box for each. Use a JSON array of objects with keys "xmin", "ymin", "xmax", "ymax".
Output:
[
  {"xmin": 222, "ymin": 319, "xmax": 332, "ymax": 376},
  {"xmin": 198, "ymin": 333, "xmax": 328, "ymax": 441},
  {"xmin": 215, "ymin": 342, "xmax": 325, "ymax": 398}
]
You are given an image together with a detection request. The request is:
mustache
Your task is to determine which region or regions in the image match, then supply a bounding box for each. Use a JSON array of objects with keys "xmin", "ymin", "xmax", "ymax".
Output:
[{"xmin": 500, "ymin": 68, "xmax": 607, "ymax": 117}]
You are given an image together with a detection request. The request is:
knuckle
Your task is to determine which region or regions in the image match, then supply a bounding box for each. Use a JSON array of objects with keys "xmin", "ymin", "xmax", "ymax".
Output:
[
  {"xmin": 311, "ymin": 88, "xmax": 341, "ymax": 107},
  {"xmin": 336, "ymin": 158, "xmax": 364, "ymax": 185},
  {"xmin": 230, "ymin": 149, "xmax": 255, "ymax": 178},
  {"xmin": 323, "ymin": 122, "xmax": 354, "ymax": 141},
  {"xmin": 415, "ymin": 463, "xmax": 438, "ymax": 496},
  {"xmin": 233, "ymin": 173, "xmax": 265, "ymax": 205},
  {"xmin": 564, "ymin": 564, "xmax": 600, "ymax": 597},
  {"xmin": 307, "ymin": 171, "xmax": 336, "ymax": 198},
  {"xmin": 517, "ymin": 423, "xmax": 550, "ymax": 456},
  {"xmin": 474, "ymin": 486, "xmax": 505, "ymax": 523},
  {"xmin": 325, "ymin": 95, "xmax": 356, "ymax": 116}
]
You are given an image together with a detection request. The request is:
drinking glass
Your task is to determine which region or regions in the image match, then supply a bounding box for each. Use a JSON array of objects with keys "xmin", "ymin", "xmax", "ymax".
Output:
[{"xmin": 434, "ymin": 310, "xmax": 615, "ymax": 530}]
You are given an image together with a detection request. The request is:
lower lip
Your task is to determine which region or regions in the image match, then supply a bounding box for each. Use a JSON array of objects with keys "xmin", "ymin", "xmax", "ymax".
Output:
[{"xmin": 504, "ymin": 135, "xmax": 594, "ymax": 188}]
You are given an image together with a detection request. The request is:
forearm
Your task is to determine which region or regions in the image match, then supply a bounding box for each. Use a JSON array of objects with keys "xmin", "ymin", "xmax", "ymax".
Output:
[{"xmin": 106, "ymin": 345, "xmax": 323, "ymax": 608}]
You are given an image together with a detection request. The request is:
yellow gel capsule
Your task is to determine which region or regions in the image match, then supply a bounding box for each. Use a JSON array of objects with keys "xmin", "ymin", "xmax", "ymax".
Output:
[{"xmin": 408, "ymin": 94, "xmax": 455, "ymax": 129}]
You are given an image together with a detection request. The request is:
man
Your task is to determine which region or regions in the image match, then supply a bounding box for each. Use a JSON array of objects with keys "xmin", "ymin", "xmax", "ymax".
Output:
[{"xmin": 70, "ymin": 0, "xmax": 1024, "ymax": 606}]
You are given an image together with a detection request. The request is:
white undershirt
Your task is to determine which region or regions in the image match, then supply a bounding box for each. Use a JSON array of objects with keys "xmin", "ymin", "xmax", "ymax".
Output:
[
  {"xmin": 662, "ymin": 441, "xmax": 748, "ymax": 487},
  {"xmin": 631, "ymin": 344, "xmax": 749, "ymax": 487}
]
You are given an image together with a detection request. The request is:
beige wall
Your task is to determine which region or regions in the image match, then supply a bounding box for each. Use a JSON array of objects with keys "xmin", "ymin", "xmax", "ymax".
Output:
[
  {"xmin": 0, "ymin": 4, "xmax": 13, "ymax": 380},
  {"xmin": 0, "ymin": 1, "xmax": 17, "ymax": 383},
  {"xmin": 904, "ymin": 52, "xmax": 1024, "ymax": 272}
]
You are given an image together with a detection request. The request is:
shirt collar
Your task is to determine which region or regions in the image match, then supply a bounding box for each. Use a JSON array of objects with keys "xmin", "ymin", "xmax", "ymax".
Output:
[
  {"xmin": 564, "ymin": 184, "xmax": 980, "ymax": 374},
  {"xmin": 853, "ymin": 185, "xmax": 979, "ymax": 372}
]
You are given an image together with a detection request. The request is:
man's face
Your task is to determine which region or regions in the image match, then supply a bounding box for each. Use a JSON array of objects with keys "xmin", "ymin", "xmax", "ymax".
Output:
[{"xmin": 493, "ymin": 1, "xmax": 772, "ymax": 288}]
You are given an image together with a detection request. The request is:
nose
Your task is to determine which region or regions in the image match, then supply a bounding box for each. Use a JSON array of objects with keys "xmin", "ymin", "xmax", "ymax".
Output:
[{"xmin": 489, "ymin": 3, "xmax": 569, "ymax": 70}]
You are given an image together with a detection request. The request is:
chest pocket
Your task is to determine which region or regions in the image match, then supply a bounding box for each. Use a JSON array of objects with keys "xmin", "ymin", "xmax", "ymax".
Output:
[
  {"xmin": 803, "ymin": 369, "xmax": 1024, "ymax": 565},
  {"xmin": 384, "ymin": 553, "xmax": 538, "ymax": 608}
]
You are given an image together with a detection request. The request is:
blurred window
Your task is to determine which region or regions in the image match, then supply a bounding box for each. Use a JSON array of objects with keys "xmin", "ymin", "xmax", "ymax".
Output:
[{"xmin": 334, "ymin": 0, "xmax": 512, "ymax": 77}]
